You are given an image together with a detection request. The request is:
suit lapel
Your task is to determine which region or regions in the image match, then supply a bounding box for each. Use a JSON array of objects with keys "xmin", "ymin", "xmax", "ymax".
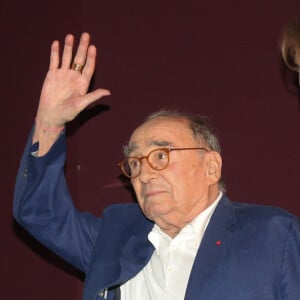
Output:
[
  {"xmin": 185, "ymin": 196, "xmax": 237, "ymax": 299},
  {"xmin": 116, "ymin": 217, "xmax": 154, "ymax": 284},
  {"xmin": 83, "ymin": 205, "xmax": 154, "ymax": 300}
]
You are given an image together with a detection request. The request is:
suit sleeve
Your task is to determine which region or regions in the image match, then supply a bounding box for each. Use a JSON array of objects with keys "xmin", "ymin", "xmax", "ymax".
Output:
[
  {"xmin": 280, "ymin": 216, "xmax": 300, "ymax": 299},
  {"xmin": 13, "ymin": 128, "xmax": 101, "ymax": 273}
]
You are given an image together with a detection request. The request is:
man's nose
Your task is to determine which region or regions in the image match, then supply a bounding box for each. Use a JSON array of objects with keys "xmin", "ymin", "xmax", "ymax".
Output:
[{"xmin": 138, "ymin": 159, "xmax": 157, "ymax": 183}]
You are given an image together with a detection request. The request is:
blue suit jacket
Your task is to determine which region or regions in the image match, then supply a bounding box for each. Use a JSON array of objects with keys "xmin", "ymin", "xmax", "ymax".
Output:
[{"xmin": 13, "ymin": 131, "xmax": 300, "ymax": 300}]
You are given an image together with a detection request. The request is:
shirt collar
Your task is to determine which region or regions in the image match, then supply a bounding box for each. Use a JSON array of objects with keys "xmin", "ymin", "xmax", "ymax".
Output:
[{"xmin": 148, "ymin": 192, "xmax": 223, "ymax": 251}]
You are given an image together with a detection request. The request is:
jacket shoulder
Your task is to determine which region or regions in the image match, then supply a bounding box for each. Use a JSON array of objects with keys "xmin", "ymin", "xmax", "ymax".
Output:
[{"xmin": 226, "ymin": 198, "xmax": 300, "ymax": 231}]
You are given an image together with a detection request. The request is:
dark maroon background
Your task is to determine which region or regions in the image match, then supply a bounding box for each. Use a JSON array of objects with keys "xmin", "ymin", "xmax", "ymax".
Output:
[{"xmin": 2, "ymin": 0, "xmax": 300, "ymax": 299}]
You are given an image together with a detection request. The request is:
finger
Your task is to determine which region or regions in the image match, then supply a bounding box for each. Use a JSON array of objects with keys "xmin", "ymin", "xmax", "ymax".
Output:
[
  {"xmin": 72, "ymin": 32, "xmax": 90, "ymax": 67},
  {"xmin": 77, "ymin": 88, "xmax": 111, "ymax": 111},
  {"xmin": 49, "ymin": 40, "xmax": 59, "ymax": 71},
  {"xmin": 61, "ymin": 34, "xmax": 74, "ymax": 69},
  {"xmin": 82, "ymin": 44, "xmax": 97, "ymax": 80}
]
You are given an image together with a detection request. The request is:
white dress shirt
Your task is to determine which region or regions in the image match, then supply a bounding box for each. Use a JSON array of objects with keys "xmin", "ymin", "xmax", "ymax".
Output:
[{"xmin": 120, "ymin": 192, "xmax": 222, "ymax": 300}]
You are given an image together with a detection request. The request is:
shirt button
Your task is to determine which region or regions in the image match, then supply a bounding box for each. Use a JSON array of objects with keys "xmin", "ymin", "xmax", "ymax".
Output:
[
  {"xmin": 167, "ymin": 266, "xmax": 174, "ymax": 272},
  {"xmin": 170, "ymin": 244, "xmax": 175, "ymax": 249}
]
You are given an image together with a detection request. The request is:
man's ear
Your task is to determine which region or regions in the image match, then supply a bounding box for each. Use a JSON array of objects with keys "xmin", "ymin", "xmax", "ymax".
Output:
[{"xmin": 205, "ymin": 151, "xmax": 222, "ymax": 185}]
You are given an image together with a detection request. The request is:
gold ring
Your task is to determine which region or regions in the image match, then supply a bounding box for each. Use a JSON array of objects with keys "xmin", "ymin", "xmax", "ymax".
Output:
[{"xmin": 71, "ymin": 63, "xmax": 84, "ymax": 72}]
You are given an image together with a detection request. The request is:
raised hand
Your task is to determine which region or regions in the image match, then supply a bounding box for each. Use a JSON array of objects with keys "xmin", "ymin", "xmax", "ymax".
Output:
[{"xmin": 33, "ymin": 33, "xmax": 110, "ymax": 155}]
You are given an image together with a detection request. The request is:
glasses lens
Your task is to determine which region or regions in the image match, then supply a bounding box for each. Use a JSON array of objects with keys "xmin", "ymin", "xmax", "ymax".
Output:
[
  {"xmin": 122, "ymin": 157, "xmax": 140, "ymax": 178},
  {"xmin": 121, "ymin": 149, "xmax": 170, "ymax": 178},
  {"xmin": 148, "ymin": 149, "xmax": 169, "ymax": 170}
]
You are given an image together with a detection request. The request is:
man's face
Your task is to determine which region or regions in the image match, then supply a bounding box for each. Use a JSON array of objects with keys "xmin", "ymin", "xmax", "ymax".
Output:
[{"xmin": 128, "ymin": 117, "xmax": 221, "ymax": 236}]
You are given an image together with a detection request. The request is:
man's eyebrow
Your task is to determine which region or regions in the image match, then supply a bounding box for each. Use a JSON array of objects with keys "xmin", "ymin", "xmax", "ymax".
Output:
[
  {"xmin": 150, "ymin": 140, "xmax": 173, "ymax": 147},
  {"xmin": 123, "ymin": 140, "xmax": 174, "ymax": 157}
]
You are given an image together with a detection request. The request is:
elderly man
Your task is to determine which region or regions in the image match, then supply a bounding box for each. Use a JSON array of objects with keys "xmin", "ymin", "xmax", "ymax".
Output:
[{"xmin": 14, "ymin": 33, "xmax": 300, "ymax": 300}]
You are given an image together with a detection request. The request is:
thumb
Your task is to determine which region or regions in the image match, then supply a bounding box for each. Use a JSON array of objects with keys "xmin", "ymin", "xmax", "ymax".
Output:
[{"xmin": 79, "ymin": 88, "xmax": 111, "ymax": 110}]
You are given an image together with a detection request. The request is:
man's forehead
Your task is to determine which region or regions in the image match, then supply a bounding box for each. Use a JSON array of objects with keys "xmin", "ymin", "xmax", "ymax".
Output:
[
  {"xmin": 125, "ymin": 117, "xmax": 193, "ymax": 155},
  {"xmin": 130, "ymin": 119, "xmax": 186, "ymax": 142},
  {"xmin": 131, "ymin": 117, "xmax": 189, "ymax": 137}
]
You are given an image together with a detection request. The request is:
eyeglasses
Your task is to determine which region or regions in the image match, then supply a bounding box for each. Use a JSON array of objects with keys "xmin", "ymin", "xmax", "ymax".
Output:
[{"xmin": 119, "ymin": 147, "xmax": 208, "ymax": 178}]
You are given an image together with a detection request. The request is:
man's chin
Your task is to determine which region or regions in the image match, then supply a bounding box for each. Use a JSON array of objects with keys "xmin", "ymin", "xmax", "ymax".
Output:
[{"xmin": 143, "ymin": 202, "xmax": 171, "ymax": 221}]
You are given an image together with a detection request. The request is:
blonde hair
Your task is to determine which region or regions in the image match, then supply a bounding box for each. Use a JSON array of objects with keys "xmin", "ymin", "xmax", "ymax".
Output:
[{"xmin": 280, "ymin": 18, "xmax": 300, "ymax": 71}]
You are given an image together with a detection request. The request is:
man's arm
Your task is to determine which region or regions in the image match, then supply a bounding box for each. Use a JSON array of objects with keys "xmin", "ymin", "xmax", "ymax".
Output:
[{"xmin": 13, "ymin": 33, "xmax": 111, "ymax": 272}]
